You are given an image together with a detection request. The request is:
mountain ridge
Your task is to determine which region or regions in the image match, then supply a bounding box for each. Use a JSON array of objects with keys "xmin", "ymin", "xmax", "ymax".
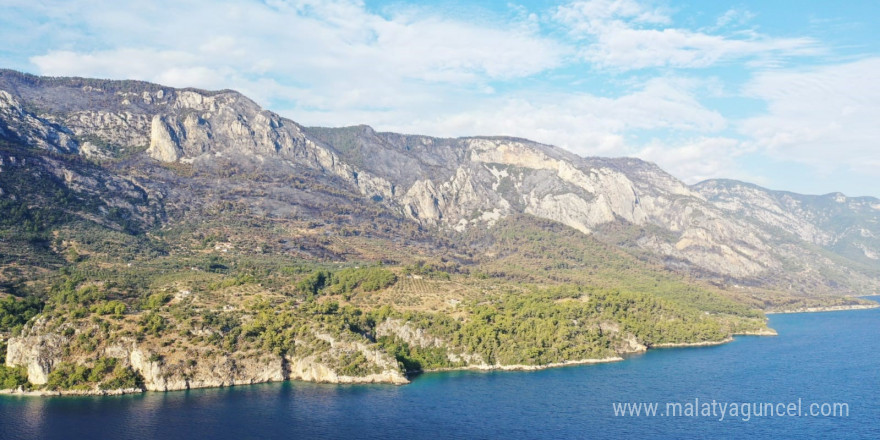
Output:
[{"xmin": 1, "ymin": 68, "xmax": 878, "ymax": 296}]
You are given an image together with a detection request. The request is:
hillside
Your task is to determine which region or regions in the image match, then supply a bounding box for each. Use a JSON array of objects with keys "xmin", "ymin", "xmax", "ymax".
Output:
[
  {"xmin": 0, "ymin": 69, "xmax": 875, "ymax": 394},
  {"xmin": 696, "ymin": 179, "xmax": 880, "ymax": 289}
]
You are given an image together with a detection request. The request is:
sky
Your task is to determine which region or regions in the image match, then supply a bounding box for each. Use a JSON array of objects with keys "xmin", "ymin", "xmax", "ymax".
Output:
[{"xmin": 1, "ymin": 0, "xmax": 879, "ymax": 197}]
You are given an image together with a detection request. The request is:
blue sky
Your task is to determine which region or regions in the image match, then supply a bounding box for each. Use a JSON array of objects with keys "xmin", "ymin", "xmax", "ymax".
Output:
[{"xmin": 2, "ymin": 0, "xmax": 879, "ymax": 197}]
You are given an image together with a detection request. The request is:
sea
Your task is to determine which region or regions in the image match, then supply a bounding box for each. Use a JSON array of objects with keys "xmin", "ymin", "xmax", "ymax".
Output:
[{"xmin": 2, "ymin": 298, "xmax": 879, "ymax": 439}]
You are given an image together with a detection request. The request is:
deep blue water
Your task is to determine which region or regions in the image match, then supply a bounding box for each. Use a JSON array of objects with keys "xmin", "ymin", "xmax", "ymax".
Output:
[{"xmin": 2, "ymin": 300, "xmax": 879, "ymax": 439}]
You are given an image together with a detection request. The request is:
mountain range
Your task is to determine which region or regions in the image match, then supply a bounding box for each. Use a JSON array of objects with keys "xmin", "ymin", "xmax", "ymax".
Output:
[{"xmin": 0, "ymin": 69, "xmax": 877, "ymax": 393}]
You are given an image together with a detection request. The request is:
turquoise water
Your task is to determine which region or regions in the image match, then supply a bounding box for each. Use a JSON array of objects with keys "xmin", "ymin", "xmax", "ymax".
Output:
[{"xmin": 2, "ymin": 302, "xmax": 879, "ymax": 439}]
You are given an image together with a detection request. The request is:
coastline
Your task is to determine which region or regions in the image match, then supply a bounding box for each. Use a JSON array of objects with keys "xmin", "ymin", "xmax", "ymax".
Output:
[
  {"xmin": 0, "ymin": 387, "xmax": 144, "ymax": 397},
  {"xmin": 0, "ymin": 356, "xmax": 638, "ymax": 396},
  {"xmin": 650, "ymin": 337, "xmax": 734, "ymax": 349},
  {"xmin": 423, "ymin": 356, "xmax": 626, "ymax": 374},
  {"xmin": 0, "ymin": 373, "xmax": 411, "ymax": 397},
  {"xmin": 1, "ymin": 327, "xmax": 782, "ymax": 397},
  {"xmin": 644, "ymin": 327, "xmax": 779, "ymax": 349},
  {"xmin": 765, "ymin": 303, "xmax": 879, "ymax": 315},
  {"xmin": 734, "ymin": 328, "xmax": 778, "ymax": 336}
]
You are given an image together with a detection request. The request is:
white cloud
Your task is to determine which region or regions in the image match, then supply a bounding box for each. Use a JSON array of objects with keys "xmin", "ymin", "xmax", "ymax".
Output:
[
  {"xmin": 740, "ymin": 58, "xmax": 880, "ymax": 178},
  {"xmin": 28, "ymin": 0, "xmax": 566, "ymax": 107},
  {"xmin": 635, "ymin": 137, "xmax": 764, "ymax": 185},
  {"xmin": 21, "ymin": 0, "xmax": 580, "ymax": 159},
  {"xmin": 20, "ymin": 0, "xmax": 741, "ymax": 181},
  {"xmin": 555, "ymin": 0, "xmax": 820, "ymax": 70},
  {"xmin": 375, "ymin": 77, "xmax": 727, "ymax": 158},
  {"xmin": 713, "ymin": 8, "xmax": 756, "ymax": 30},
  {"xmin": 555, "ymin": 0, "xmax": 671, "ymax": 33}
]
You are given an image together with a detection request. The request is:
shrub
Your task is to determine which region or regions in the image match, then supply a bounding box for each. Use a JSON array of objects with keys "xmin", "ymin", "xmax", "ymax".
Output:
[{"xmin": 0, "ymin": 365, "xmax": 29, "ymax": 390}]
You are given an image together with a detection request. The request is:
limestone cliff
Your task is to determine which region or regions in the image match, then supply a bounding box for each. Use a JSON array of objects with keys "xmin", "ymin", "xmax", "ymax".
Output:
[
  {"xmin": 5, "ymin": 319, "xmax": 408, "ymax": 392},
  {"xmin": 4, "ymin": 319, "xmax": 68, "ymax": 385},
  {"xmin": 0, "ymin": 90, "xmax": 78, "ymax": 153}
]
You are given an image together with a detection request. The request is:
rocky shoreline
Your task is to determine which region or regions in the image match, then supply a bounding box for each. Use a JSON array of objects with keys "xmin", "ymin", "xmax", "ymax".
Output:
[
  {"xmin": 423, "ymin": 356, "xmax": 627, "ymax": 374},
  {"xmin": 734, "ymin": 328, "xmax": 779, "ymax": 336},
  {"xmin": 650, "ymin": 337, "xmax": 735, "ymax": 348},
  {"xmin": 0, "ymin": 323, "xmax": 792, "ymax": 396},
  {"xmin": 0, "ymin": 372, "xmax": 412, "ymax": 397},
  {"xmin": 646, "ymin": 327, "xmax": 780, "ymax": 349},
  {"xmin": 0, "ymin": 387, "xmax": 144, "ymax": 397},
  {"xmin": 764, "ymin": 303, "xmax": 879, "ymax": 314},
  {"xmin": 0, "ymin": 357, "xmax": 628, "ymax": 397},
  {"xmin": 0, "ymin": 329, "xmax": 777, "ymax": 397}
]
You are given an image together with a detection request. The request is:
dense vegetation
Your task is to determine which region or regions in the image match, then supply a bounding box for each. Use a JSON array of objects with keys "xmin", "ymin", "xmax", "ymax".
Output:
[
  {"xmin": 0, "ymin": 365, "xmax": 29, "ymax": 390},
  {"xmin": 471, "ymin": 216, "xmax": 764, "ymax": 318},
  {"xmin": 45, "ymin": 358, "xmax": 142, "ymax": 391},
  {"xmin": 295, "ymin": 266, "xmax": 397, "ymax": 299},
  {"xmin": 374, "ymin": 286, "xmax": 731, "ymax": 371},
  {"xmin": 0, "ymin": 295, "xmax": 43, "ymax": 335}
]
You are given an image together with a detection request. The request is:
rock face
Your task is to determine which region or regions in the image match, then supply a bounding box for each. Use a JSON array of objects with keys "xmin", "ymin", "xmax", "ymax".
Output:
[
  {"xmin": 5, "ymin": 329, "xmax": 68, "ymax": 385},
  {"xmin": 376, "ymin": 318, "xmax": 485, "ymax": 366},
  {"xmin": 696, "ymin": 179, "xmax": 880, "ymax": 267},
  {"xmin": 126, "ymin": 348, "xmax": 287, "ymax": 392},
  {"xmin": 308, "ymin": 133, "xmax": 777, "ymax": 280},
  {"xmin": 297, "ymin": 129, "xmax": 793, "ymax": 280},
  {"xmin": 0, "ymin": 68, "xmax": 878, "ymax": 294},
  {"xmin": 6, "ymin": 329, "xmax": 408, "ymax": 390},
  {"xmin": 0, "ymin": 90, "xmax": 78, "ymax": 153},
  {"xmin": 146, "ymin": 115, "xmax": 182, "ymax": 162}
]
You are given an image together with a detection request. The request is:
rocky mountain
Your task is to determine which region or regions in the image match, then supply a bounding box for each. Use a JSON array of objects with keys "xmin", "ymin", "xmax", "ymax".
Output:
[
  {"xmin": 3, "ymin": 69, "xmax": 877, "ymax": 295},
  {"xmin": 306, "ymin": 125, "xmax": 880, "ymax": 297},
  {"xmin": 0, "ymin": 69, "xmax": 877, "ymax": 394},
  {"xmin": 696, "ymin": 179, "xmax": 880, "ymax": 268}
]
